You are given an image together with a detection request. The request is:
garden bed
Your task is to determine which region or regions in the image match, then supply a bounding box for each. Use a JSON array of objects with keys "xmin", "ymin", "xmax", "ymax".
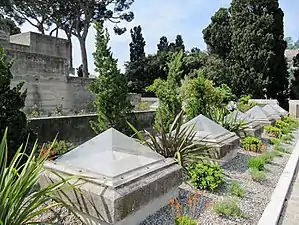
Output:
[{"xmin": 140, "ymin": 131, "xmax": 299, "ymax": 225}]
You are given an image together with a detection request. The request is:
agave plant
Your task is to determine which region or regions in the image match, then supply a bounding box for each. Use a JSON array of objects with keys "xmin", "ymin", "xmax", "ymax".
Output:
[
  {"xmin": 207, "ymin": 107, "xmax": 248, "ymax": 137},
  {"xmin": 128, "ymin": 111, "xmax": 211, "ymax": 173},
  {"xmin": 0, "ymin": 128, "xmax": 77, "ymax": 225}
]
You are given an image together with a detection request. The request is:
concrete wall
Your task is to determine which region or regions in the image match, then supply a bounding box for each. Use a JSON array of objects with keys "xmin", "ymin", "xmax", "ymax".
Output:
[{"xmin": 28, "ymin": 111, "xmax": 155, "ymax": 144}]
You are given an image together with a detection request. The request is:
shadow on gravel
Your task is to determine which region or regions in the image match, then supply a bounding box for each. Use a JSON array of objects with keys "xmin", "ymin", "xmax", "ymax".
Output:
[{"xmin": 222, "ymin": 152, "xmax": 252, "ymax": 174}]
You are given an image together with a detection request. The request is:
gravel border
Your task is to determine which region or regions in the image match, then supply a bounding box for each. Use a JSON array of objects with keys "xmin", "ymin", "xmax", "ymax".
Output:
[{"xmin": 140, "ymin": 132, "xmax": 299, "ymax": 225}]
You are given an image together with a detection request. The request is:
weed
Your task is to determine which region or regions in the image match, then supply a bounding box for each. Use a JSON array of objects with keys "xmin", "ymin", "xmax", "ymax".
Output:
[
  {"xmin": 249, "ymin": 168, "xmax": 267, "ymax": 182},
  {"xmin": 229, "ymin": 181, "xmax": 246, "ymax": 198},
  {"xmin": 247, "ymin": 156, "xmax": 265, "ymax": 171},
  {"xmin": 214, "ymin": 199, "xmax": 247, "ymax": 218}
]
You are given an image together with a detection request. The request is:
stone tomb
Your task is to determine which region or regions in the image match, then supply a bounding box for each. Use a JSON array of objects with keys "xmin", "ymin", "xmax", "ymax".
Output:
[
  {"xmin": 227, "ymin": 110, "xmax": 264, "ymax": 137},
  {"xmin": 262, "ymin": 104, "xmax": 282, "ymax": 120},
  {"xmin": 246, "ymin": 106, "xmax": 276, "ymax": 126},
  {"xmin": 271, "ymin": 104, "xmax": 289, "ymax": 117},
  {"xmin": 39, "ymin": 128, "xmax": 182, "ymax": 225},
  {"xmin": 181, "ymin": 114, "xmax": 240, "ymax": 164}
]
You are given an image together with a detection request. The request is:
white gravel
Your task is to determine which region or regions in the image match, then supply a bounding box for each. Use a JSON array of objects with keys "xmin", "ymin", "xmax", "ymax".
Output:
[{"xmin": 33, "ymin": 131, "xmax": 299, "ymax": 225}]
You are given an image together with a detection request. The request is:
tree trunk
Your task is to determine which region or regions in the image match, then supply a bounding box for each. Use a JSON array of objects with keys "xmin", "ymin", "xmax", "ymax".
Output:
[
  {"xmin": 79, "ymin": 38, "xmax": 89, "ymax": 78},
  {"xmin": 68, "ymin": 35, "xmax": 73, "ymax": 69}
]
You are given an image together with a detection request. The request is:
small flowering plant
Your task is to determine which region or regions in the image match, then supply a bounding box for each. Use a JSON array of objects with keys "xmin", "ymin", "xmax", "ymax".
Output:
[
  {"xmin": 170, "ymin": 190, "xmax": 210, "ymax": 225},
  {"xmin": 241, "ymin": 136, "xmax": 266, "ymax": 153}
]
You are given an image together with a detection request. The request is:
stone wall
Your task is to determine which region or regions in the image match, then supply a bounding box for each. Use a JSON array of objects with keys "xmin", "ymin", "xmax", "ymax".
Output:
[{"xmin": 28, "ymin": 110, "xmax": 155, "ymax": 144}]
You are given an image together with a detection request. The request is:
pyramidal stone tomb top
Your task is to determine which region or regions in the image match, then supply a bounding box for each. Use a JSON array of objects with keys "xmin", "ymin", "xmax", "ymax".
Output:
[
  {"xmin": 262, "ymin": 104, "xmax": 282, "ymax": 120},
  {"xmin": 181, "ymin": 114, "xmax": 235, "ymax": 143},
  {"xmin": 246, "ymin": 105, "xmax": 275, "ymax": 124},
  {"xmin": 271, "ymin": 104, "xmax": 288, "ymax": 117},
  {"xmin": 47, "ymin": 128, "xmax": 171, "ymax": 187}
]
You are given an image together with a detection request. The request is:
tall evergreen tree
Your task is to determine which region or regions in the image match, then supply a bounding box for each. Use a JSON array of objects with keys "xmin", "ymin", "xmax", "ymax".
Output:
[
  {"xmin": 157, "ymin": 36, "xmax": 169, "ymax": 53},
  {"xmin": 89, "ymin": 21, "xmax": 133, "ymax": 134},
  {"xmin": 174, "ymin": 35, "xmax": 185, "ymax": 52},
  {"xmin": 290, "ymin": 54, "xmax": 299, "ymax": 99},
  {"xmin": 203, "ymin": 8, "xmax": 231, "ymax": 59},
  {"xmin": 229, "ymin": 0, "xmax": 288, "ymax": 103},
  {"xmin": 129, "ymin": 25, "xmax": 146, "ymax": 62}
]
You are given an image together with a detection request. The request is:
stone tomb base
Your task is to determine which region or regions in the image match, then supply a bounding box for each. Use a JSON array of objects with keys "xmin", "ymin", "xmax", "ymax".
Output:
[{"xmin": 39, "ymin": 128, "xmax": 182, "ymax": 225}]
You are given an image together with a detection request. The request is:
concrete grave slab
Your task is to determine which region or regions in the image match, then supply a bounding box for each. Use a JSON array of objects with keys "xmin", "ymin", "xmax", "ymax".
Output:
[
  {"xmin": 250, "ymin": 99, "xmax": 278, "ymax": 106},
  {"xmin": 39, "ymin": 128, "xmax": 182, "ymax": 225},
  {"xmin": 181, "ymin": 114, "xmax": 240, "ymax": 164},
  {"xmin": 227, "ymin": 110, "xmax": 264, "ymax": 137},
  {"xmin": 150, "ymin": 100, "xmax": 159, "ymax": 110},
  {"xmin": 246, "ymin": 106, "xmax": 276, "ymax": 126},
  {"xmin": 289, "ymin": 100, "xmax": 299, "ymax": 118},
  {"xmin": 262, "ymin": 104, "xmax": 282, "ymax": 120}
]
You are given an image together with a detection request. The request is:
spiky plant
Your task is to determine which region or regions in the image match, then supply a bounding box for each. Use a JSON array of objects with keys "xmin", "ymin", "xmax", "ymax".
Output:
[
  {"xmin": 0, "ymin": 128, "xmax": 77, "ymax": 225},
  {"xmin": 128, "ymin": 111, "xmax": 212, "ymax": 173}
]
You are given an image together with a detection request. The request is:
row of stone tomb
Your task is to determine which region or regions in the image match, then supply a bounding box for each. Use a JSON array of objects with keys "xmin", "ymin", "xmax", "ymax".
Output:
[{"xmin": 38, "ymin": 102, "xmax": 288, "ymax": 225}]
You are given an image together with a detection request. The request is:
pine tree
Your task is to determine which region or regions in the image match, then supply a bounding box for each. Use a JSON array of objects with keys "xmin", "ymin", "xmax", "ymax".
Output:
[
  {"xmin": 0, "ymin": 48, "xmax": 32, "ymax": 163},
  {"xmin": 89, "ymin": 21, "xmax": 133, "ymax": 134},
  {"xmin": 157, "ymin": 36, "xmax": 169, "ymax": 53},
  {"xmin": 290, "ymin": 54, "xmax": 299, "ymax": 99},
  {"xmin": 129, "ymin": 25, "xmax": 146, "ymax": 62},
  {"xmin": 174, "ymin": 35, "xmax": 185, "ymax": 52}
]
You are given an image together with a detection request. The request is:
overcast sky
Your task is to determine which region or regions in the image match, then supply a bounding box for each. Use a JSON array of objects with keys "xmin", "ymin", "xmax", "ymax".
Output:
[{"xmin": 20, "ymin": 0, "xmax": 299, "ymax": 74}]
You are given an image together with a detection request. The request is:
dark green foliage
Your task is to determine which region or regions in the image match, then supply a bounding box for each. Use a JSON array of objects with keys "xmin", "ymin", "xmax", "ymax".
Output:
[
  {"xmin": 0, "ymin": 48, "xmax": 32, "ymax": 164},
  {"xmin": 0, "ymin": 15, "xmax": 20, "ymax": 35},
  {"xmin": 247, "ymin": 156, "xmax": 265, "ymax": 171},
  {"xmin": 89, "ymin": 21, "xmax": 133, "ymax": 134},
  {"xmin": 190, "ymin": 162, "xmax": 224, "ymax": 191},
  {"xmin": 285, "ymin": 37, "xmax": 299, "ymax": 49},
  {"xmin": 129, "ymin": 25, "xmax": 145, "ymax": 62},
  {"xmin": 203, "ymin": 8, "xmax": 231, "ymax": 60},
  {"xmin": 157, "ymin": 36, "xmax": 169, "ymax": 53},
  {"xmin": 229, "ymin": 0, "xmax": 288, "ymax": 102},
  {"xmin": 126, "ymin": 25, "xmax": 147, "ymax": 93},
  {"xmin": 174, "ymin": 35, "xmax": 185, "ymax": 53},
  {"xmin": 203, "ymin": 0, "xmax": 289, "ymax": 103},
  {"xmin": 290, "ymin": 54, "xmax": 299, "ymax": 99},
  {"xmin": 147, "ymin": 51, "xmax": 183, "ymax": 130}
]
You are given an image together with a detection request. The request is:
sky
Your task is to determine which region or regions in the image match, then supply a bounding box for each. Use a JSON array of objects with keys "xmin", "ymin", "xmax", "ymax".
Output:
[{"xmin": 20, "ymin": 0, "xmax": 299, "ymax": 74}]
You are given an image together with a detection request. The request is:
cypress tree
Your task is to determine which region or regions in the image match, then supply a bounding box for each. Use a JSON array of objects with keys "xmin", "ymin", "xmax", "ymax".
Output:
[{"xmin": 89, "ymin": 21, "xmax": 133, "ymax": 134}]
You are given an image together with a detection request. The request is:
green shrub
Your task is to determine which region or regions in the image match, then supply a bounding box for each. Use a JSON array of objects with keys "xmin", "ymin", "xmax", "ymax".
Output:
[
  {"xmin": 247, "ymin": 156, "xmax": 265, "ymax": 171},
  {"xmin": 190, "ymin": 162, "xmax": 224, "ymax": 191},
  {"xmin": 264, "ymin": 126, "xmax": 283, "ymax": 138},
  {"xmin": 281, "ymin": 133, "xmax": 294, "ymax": 142},
  {"xmin": 175, "ymin": 215, "xmax": 197, "ymax": 225},
  {"xmin": 43, "ymin": 140, "xmax": 74, "ymax": 160},
  {"xmin": 229, "ymin": 181, "xmax": 246, "ymax": 198},
  {"xmin": 237, "ymin": 95, "xmax": 257, "ymax": 113},
  {"xmin": 249, "ymin": 168, "xmax": 267, "ymax": 182},
  {"xmin": 135, "ymin": 101, "xmax": 151, "ymax": 111},
  {"xmin": 214, "ymin": 199, "xmax": 247, "ymax": 218},
  {"xmin": 283, "ymin": 116, "xmax": 299, "ymax": 129},
  {"xmin": 275, "ymin": 120, "xmax": 290, "ymax": 134},
  {"xmin": 241, "ymin": 136, "xmax": 262, "ymax": 152},
  {"xmin": 269, "ymin": 137, "xmax": 281, "ymax": 146}
]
